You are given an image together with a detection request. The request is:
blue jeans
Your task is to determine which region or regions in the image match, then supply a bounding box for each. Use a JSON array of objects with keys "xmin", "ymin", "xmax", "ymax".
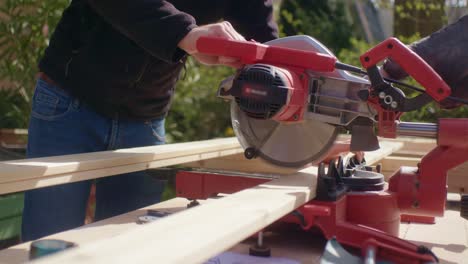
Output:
[{"xmin": 22, "ymin": 79, "xmax": 166, "ymax": 241}]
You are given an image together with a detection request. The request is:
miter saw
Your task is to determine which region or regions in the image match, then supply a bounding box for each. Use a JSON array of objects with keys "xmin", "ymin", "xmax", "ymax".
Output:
[
  {"xmin": 196, "ymin": 35, "xmax": 455, "ymax": 169},
  {"xmin": 175, "ymin": 36, "xmax": 468, "ymax": 263}
]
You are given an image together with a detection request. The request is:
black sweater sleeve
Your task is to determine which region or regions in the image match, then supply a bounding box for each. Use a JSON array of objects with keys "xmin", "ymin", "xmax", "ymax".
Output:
[
  {"xmin": 86, "ymin": 0, "xmax": 197, "ymax": 62},
  {"xmin": 224, "ymin": 0, "xmax": 279, "ymax": 43}
]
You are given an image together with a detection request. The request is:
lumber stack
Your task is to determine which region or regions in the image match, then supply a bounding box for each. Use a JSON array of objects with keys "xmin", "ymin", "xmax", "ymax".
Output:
[
  {"xmin": 0, "ymin": 136, "xmax": 461, "ymax": 263},
  {"xmin": 30, "ymin": 139, "xmax": 403, "ymax": 264}
]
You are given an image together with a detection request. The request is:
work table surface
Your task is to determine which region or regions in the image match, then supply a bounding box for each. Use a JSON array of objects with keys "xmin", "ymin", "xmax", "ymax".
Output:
[{"xmin": 0, "ymin": 197, "xmax": 467, "ymax": 264}]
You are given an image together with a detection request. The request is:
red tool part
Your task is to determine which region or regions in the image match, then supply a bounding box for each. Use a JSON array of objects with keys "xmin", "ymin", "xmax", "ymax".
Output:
[
  {"xmin": 196, "ymin": 36, "xmax": 337, "ymax": 72},
  {"xmin": 175, "ymin": 119, "xmax": 468, "ymax": 263},
  {"xmin": 389, "ymin": 118, "xmax": 468, "ymax": 217},
  {"xmin": 264, "ymin": 66, "xmax": 308, "ymax": 122},
  {"xmin": 175, "ymin": 172, "xmax": 437, "ymax": 263},
  {"xmin": 368, "ymin": 98, "xmax": 403, "ymax": 138},
  {"xmin": 360, "ymin": 38, "xmax": 451, "ymax": 102}
]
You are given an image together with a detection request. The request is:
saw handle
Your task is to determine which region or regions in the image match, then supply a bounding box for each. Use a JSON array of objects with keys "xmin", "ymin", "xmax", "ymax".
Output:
[
  {"xmin": 360, "ymin": 38, "xmax": 451, "ymax": 102},
  {"xmin": 196, "ymin": 36, "xmax": 337, "ymax": 72}
]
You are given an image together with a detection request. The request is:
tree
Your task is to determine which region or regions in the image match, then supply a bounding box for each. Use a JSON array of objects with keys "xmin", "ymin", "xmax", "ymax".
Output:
[
  {"xmin": 0, "ymin": 0, "xmax": 70, "ymax": 128},
  {"xmin": 394, "ymin": 0, "xmax": 446, "ymax": 37},
  {"xmin": 166, "ymin": 59, "xmax": 234, "ymax": 143},
  {"xmin": 279, "ymin": 0, "xmax": 357, "ymax": 54}
]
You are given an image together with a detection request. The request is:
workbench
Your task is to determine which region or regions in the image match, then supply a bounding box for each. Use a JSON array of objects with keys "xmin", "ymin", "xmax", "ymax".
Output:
[
  {"xmin": 0, "ymin": 197, "xmax": 466, "ymax": 264},
  {"xmin": 0, "ymin": 136, "xmax": 466, "ymax": 263}
]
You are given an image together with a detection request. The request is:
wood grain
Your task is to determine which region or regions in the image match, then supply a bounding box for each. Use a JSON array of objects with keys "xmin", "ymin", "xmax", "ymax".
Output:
[
  {"xmin": 32, "ymin": 167, "xmax": 318, "ymax": 264},
  {"xmin": 0, "ymin": 138, "xmax": 242, "ymax": 195},
  {"xmin": 183, "ymin": 139, "xmax": 403, "ymax": 175}
]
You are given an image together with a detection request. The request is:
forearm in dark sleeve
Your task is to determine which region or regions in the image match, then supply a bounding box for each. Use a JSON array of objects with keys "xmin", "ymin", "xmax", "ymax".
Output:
[
  {"xmin": 87, "ymin": 0, "xmax": 197, "ymax": 62},
  {"xmin": 224, "ymin": 0, "xmax": 279, "ymax": 43}
]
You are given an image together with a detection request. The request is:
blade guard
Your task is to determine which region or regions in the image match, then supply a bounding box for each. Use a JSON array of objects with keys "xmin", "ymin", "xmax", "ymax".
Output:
[
  {"xmin": 196, "ymin": 36, "xmax": 337, "ymax": 72},
  {"xmin": 360, "ymin": 38, "xmax": 451, "ymax": 102}
]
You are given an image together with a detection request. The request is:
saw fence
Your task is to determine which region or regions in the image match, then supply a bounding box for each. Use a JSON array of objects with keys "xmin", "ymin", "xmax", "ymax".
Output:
[{"xmin": 0, "ymin": 136, "xmax": 466, "ymax": 263}]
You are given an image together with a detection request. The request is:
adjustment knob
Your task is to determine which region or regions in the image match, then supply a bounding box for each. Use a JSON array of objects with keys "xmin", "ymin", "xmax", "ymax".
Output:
[
  {"xmin": 244, "ymin": 147, "xmax": 258, "ymax": 160},
  {"xmin": 461, "ymin": 195, "xmax": 468, "ymax": 220}
]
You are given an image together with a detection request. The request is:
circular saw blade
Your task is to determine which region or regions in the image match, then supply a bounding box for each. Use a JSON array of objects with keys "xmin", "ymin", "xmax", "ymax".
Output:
[{"xmin": 231, "ymin": 102, "xmax": 338, "ymax": 169}]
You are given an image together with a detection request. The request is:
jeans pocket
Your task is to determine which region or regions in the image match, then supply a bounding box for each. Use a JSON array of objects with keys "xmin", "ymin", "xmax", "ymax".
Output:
[
  {"xmin": 31, "ymin": 79, "xmax": 78, "ymax": 121},
  {"xmin": 146, "ymin": 118, "xmax": 166, "ymax": 144}
]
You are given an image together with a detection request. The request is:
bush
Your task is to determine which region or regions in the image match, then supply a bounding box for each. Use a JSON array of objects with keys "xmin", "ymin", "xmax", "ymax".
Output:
[
  {"xmin": 1, "ymin": 1, "xmax": 466, "ymax": 136},
  {"xmin": 279, "ymin": 0, "xmax": 358, "ymax": 54},
  {"xmin": 166, "ymin": 59, "xmax": 235, "ymax": 143},
  {"xmin": 0, "ymin": 89, "xmax": 30, "ymax": 128},
  {"xmin": 0, "ymin": 0, "xmax": 69, "ymax": 128}
]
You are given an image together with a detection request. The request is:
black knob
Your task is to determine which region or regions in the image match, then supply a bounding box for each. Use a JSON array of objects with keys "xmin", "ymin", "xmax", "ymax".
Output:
[
  {"xmin": 461, "ymin": 195, "xmax": 468, "ymax": 220},
  {"xmin": 358, "ymin": 89, "xmax": 370, "ymax": 101},
  {"xmin": 244, "ymin": 147, "xmax": 257, "ymax": 160}
]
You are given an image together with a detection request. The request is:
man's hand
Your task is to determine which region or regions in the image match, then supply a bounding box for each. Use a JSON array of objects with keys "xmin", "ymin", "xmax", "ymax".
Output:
[
  {"xmin": 178, "ymin": 21, "xmax": 245, "ymax": 67},
  {"xmin": 383, "ymin": 15, "xmax": 468, "ymax": 108}
]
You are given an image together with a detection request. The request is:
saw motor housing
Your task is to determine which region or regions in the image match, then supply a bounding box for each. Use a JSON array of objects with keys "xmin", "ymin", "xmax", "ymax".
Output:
[
  {"xmin": 216, "ymin": 36, "xmax": 378, "ymax": 168},
  {"xmin": 224, "ymin": 63, "xmax": 307, "ymax": 122}
]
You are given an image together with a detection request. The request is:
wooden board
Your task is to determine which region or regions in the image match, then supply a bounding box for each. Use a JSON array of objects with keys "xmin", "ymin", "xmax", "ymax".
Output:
[
  {"xmin": 1, "ymin": 198, "xmax": 466, "ymax": 264},
  {"xmin": 0, "ymin": 198, "xmax": 189, "ymax": 264},
  {"xmin": 0, "ymin": 136, "xmax": 403, "ymax": 195},
  {"xmin": 182, "ymin": 135, "xmax": 353, "ymax": 175},
  {"xmin": 0, "ymin": 136, "xmax": 420, "ymax": 263},
  {"xmin": 0, "ymin": 137, "xmax": 243, "ymax": 195},
  {"xmin": 184, "ymin": 139, "xmax": 404, "ymax": 174},
  {"xmin": 402, "ymin": 210, "xmax": 468, "ymax": 263},
  {"xmin": 32, "ymin": 167, "xmax": 318, "ymax": 264},
  {"xmin": 18, "ymin": 140, "xmax": 400, "ymax": 263}
]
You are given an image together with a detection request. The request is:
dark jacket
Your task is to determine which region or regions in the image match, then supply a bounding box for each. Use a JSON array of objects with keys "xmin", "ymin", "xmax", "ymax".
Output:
[{"xmin": 39, "ymin": 0, "xmax": 278, "ymax": 120}]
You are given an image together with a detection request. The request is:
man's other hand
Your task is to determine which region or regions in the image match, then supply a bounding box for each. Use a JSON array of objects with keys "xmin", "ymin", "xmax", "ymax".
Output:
[
  {"xmin": 178, "ymin": 21, "xmax": 245, "ymax": 67},
  {"xmin": 383, "ymin": 15, "xmax": 468, "ymax": 109}
]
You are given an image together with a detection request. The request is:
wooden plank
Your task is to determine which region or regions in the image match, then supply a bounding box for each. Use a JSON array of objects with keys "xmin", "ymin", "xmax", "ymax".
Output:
[
  {"xmin": 0, "ymin": 129, "xmax": 28, "ymax": 135},
  {"xmin": 363, "ymin": 140, "xmax": 404, "ymax": 165},
  {"xmin": 184, "ymin": 139, "xmax": 403, "ymax": 174},
  {"xmin": 183, "ymin": 153, "xmax": 299, "ymax": 175},
  {"xmin": 0, "ymin": 198, "xmax": 189, "ymax": 264},
  {"xmin": 0, "ymin": 138, "xmax": 242, "ymax": 195},
  {"xmin": 447, "ymin": 162, "xmax": 468, "ymax": 193},
  {"xmin": 389, "ymin": 137, "xmax": 436, "ymax": 154},
  {"xmin": 380, "ymin": 156, "xmax": 420, "ymax": 179},
  {"xmin": 33, "ymin": 167, "xmax": 318, "ymax": 264},
  {"xmin": 0, "ymin": 138, "xmax": 402, "ymax": 262},
  {"xmin": 182, "ymin": 136, "xmax": 353, "ymax": 175},
  {"xmin": 29, "ymin": 142, "xmax": 402, "ymax": 263},
  {"xmin": 402, "ymin": 210, "xmax": 468, "ymax": 263},
  {"xmin": 3, "ymin": 197, "xmax": 465, "ymax": 264}
]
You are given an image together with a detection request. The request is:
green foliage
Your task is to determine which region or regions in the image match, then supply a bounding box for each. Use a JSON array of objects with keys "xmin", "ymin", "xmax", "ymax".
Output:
[
  {"xmin": 166, "ymin": 59, "xmax": 235, "ymax": 143},
  {"xmin": 0, "ymin": 89, "xmax": 30, "ymax": 128},
  {"xmin": 279, "ymin": 0, "xmax": 357, "ymax": 53},
  {"xmin": 0, "ymin": 0, "xmax": 233, "ymax": 141},
  {"xmin": 0, "ymin": 0, "xmax": 465, "ymax": 138},
  {"xmin": 0, "ymin": 0, "xmax": 70, "ymax": 128},
  {"xmin": 394, "ymin": 0, "xmax": 446, "ymax": 37}
]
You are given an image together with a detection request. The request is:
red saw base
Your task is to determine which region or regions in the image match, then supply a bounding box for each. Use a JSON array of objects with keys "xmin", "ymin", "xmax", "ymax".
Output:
[
  {"xmin": 175, "ymin": 118, "xmax": 468, "ymax": 263},
  {"xmin": 175, "ymin": 170, "xmax": 436, "ymax": 263}
]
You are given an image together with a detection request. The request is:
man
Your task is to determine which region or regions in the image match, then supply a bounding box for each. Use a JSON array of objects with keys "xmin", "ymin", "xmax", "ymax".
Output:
[{"xmin": 23, "ymin": 0, "xmax": 278, "ymax": 241}]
